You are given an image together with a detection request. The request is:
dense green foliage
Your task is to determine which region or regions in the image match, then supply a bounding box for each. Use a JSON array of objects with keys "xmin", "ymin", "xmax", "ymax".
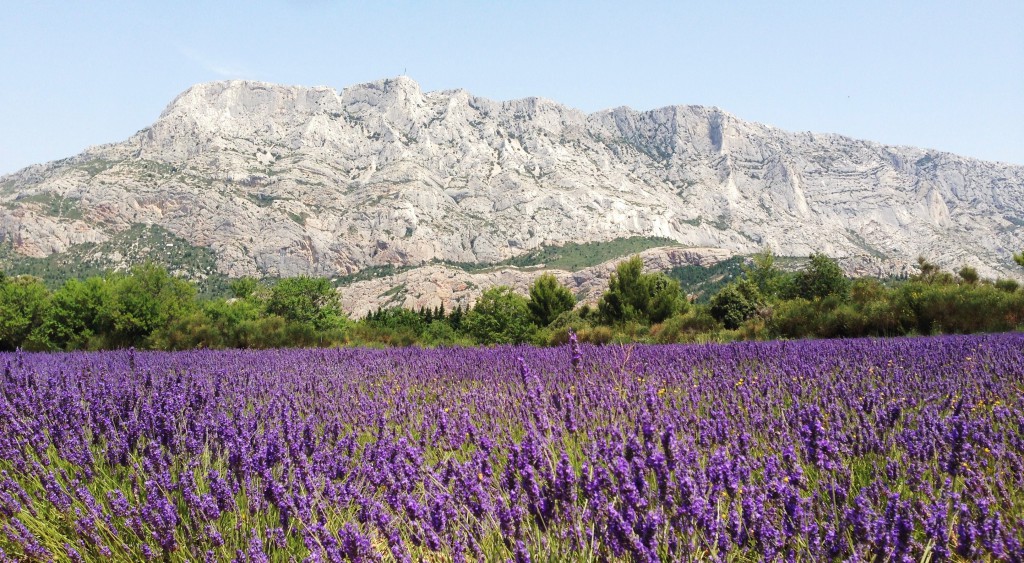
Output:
[
  {"xmin": 443, "ymin": 236, "xmax": 679, "ymax": 272},
  {"xmin": 105, "ymin": 263, "xmax": 197, "ymax": 347},
  {"xmin": 598, "ymin": 256, "xmax": 687, "ymax": 324},
  {"xmin": 790, "ymin": 252, "xmax": 850, "ymax": 300},
  {"xmin": 0, "ymin": 275, "xmax": 50, "ymax": 350},
  {"xmin": 498, "ymin": 236, "xmax": 677, "ymax": 271},
  {"xmin": 709, "ymin": 277, "xmax": 762, "ymax": 329},
  {"xmin": 527, "ymin": 273, "xmax": 575, "ymax": 326},
  {"xmin": 0, "ymin": 224, "xmax": 230, "ymax": 297},
  {"xmin": 666, "ymin": 256, "xmax": 746, "ymax": 302},
  {"xmin": 462, "ymin": 286, "xmax": 535, "ymax": 345},
  {"xmin": 1, "ymin": 248, "xmax": 1021, "ymax": 351},
  {"xmin": 267, "ymin": 276, "xmax": 346, "ymax": 331}
]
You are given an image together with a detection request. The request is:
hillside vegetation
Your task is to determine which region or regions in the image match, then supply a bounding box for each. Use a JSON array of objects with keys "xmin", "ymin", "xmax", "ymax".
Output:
[
  {"xmin": 0, "ymin": 224, "xmax": 229, "ymax": 297},
  {"xmin": 1, "ymin": 250, "xmax": 1022, "ymax": 352}
]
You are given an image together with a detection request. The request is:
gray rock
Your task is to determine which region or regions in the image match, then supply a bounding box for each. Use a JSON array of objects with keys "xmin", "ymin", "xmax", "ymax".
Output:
[{"xmin": 1, "ymin": 76, "xmax": 1022, "ymax": 308}]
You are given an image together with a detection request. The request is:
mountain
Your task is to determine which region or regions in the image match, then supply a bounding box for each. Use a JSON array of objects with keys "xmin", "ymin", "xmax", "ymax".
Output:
[{"xmin": 1, "ymin": 76, "xmax": 1022, "ymax": 312}]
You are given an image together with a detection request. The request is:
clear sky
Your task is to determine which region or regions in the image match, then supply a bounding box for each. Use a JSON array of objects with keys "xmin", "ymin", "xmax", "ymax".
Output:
[{"xmin": 1, "ymin": 1, "xmax": 1022, "ymax": 175}]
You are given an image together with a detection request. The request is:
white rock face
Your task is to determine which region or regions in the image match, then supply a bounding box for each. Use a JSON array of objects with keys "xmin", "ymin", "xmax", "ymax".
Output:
[{"xmin": 1, "ymin": 76, "xmax": 1022, "ymax": 297}]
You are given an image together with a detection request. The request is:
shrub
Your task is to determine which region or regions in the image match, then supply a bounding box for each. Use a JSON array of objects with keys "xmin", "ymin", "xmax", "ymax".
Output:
[
  {"xmin": 419, "ymin": 321, "xmax": 472, "ymax": 347},
  {"xmin": 995, "ymin": 278, "xmax": 1020, "ymax": 293},
  {"xmin": 767, "ymin": 298, "xmax": 818, "ymax": 339},
  {"xmin": 709, "ymin": 278, "xmax": 762, "ymax": 330},
  {"xmin": 268, "ymin": 276, "xmax": 346, "ymax": 331},
  {"xmin": 105, "ymin": 264, "xmax": 197, "ymax": 348},
  {"xmin": 598, "ymin": 256, "xmax": 686, "ymax": 325},
  {"xmin": 958, "ymin": 266, "xmax": 979, "ymax": 284},
  {"xmin": 651, "ymin": 308, "xmax": 721, "ymax": 343},
  {"xmin": 462, "ymin": 286, "xmax": 535, "ymax": 345},
  {"xmin": 792, "ymin": 253, "xmax": 850, "ymax": 301},
  {"xmin": 578, "ymin": 325, "xmax": 613, "ymax": 345},
  {"xmin": 527, "ymin": 273, "xmax": 575, "ymax": 327}
]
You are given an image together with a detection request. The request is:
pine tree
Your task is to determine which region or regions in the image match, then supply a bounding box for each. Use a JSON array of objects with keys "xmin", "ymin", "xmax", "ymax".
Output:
[{"xmin": 527, "ymin": 273, "xmax": 575, "ymax": 327}]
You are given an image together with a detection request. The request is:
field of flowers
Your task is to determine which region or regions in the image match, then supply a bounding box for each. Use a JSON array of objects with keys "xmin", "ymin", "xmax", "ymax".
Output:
[{"xmin": 1, "ymin": 333, "xmax": 1023, "ymax": 561}]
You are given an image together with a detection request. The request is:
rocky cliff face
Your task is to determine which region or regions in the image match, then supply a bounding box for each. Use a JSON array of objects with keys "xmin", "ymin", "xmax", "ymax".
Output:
[{"xmin": 1, "ymin": 76, "xmax": 1022, "ymax": 309}]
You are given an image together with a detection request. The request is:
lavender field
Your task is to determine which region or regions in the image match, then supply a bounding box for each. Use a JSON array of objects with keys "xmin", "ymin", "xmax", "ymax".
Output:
[{"xmin": 1, "ymin": 334, "xmax": 1023, "ymax": 561}]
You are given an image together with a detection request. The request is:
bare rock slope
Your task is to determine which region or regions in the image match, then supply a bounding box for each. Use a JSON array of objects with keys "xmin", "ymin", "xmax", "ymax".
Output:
[{"xmin": 1, "ymin": 77, "xmax": 1022, "ymax": 311}]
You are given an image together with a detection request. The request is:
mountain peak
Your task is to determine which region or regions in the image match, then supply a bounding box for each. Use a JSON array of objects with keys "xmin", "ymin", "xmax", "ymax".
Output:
[
  {"xmin": 1, "ymin": 77, "xmax": 1022, "ymax": 303},
  {"xmin": 159, "ymin": 80, "xmax": 339, "ymax": 119}
]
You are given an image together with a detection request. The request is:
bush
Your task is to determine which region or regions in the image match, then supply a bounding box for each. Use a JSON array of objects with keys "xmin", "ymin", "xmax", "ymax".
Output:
[
  {"xmin": 527, "ymin": 273, "xmax": 575, "ymax": 327},
  {"xmin": 548, "ymin": 309, "xmax": 589, "ymax": 331},
  {"xmin": 995, "ymin": 278, "xmax": 1020, "ymax": 293},
  {"xmin": 958, "ymin": 266, "xmax": 979, "ymax": 284},
  {"xmin": 767, "ymin": 298, "xmax": 818, "ymax": 339},
  {"xmin": 33, "ymin": 277, "xmax": 108, "ymax": 351},
  {"xmin": 792, "ymin": 253, "xmax": 850, "ymax": 301},
  {"xmin": 268, "ymin": 276, "xmax": 346, "ymax": 331},
  {"xmin": 610, "ymin": 321, "xmax": 650, "ymax": 344},
  {"xmin": 462, "ymin": 286, "xmax": 535, "ymax": 345},
  {"xmin": 419, "ymin": 321, "xmax": 472, "ymax": 347},
  {"xmin": 651, "ymin": 309, "xmax": 721, "ymax": 343},
  {"xmin": 709, "ymin": 278, "xmax": 762, "ymax": 329},
  {"xmin": 598, "ymin": 257, "xmax": 686, "ymax": 325},
  {"xmin": 104, "ymin": 264, "xmax": 197, "ymax": 348},
  {"xmin": 578, "ymin": 325, "xmax": 613, "ymax": 345}
]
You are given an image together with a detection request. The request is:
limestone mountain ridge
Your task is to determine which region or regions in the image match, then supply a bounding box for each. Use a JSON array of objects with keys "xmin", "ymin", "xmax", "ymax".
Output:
[{"xmin": 1, "ymin": 76, "xmax": 1022, "ymax": 312}]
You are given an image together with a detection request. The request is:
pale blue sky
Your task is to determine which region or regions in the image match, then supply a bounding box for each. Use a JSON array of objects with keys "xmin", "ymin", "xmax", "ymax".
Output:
[{"xmin": 1, "ymin": 1, "xmax": 1022, "ymax": 175}]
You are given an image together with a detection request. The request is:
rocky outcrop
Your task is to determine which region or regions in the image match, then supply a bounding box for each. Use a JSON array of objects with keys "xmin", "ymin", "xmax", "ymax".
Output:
[
  {"xmin": 1, "ymin": 76, "xmax": 1022, "ymax": 299},
  {"xmin": 340, "ymin": 246, "xmax": 731, "ymax": 317}
]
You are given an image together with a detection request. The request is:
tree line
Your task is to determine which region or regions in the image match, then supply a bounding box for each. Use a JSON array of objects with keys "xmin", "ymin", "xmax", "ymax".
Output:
[{"xmin": 1, "ymin": 250, "xmax": 1022, "ymax": 352}]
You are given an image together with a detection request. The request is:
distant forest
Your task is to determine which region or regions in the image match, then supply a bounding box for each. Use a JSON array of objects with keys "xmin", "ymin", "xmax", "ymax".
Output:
[{"xmin": 2, "ymin": 248, "xmax": 1023, "ymax": 352}]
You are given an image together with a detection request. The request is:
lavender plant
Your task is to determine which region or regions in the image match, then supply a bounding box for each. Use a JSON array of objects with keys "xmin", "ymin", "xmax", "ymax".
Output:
[{"xmin": 0, "ymin": 334, "xmax": 1022, "ymax": 561}]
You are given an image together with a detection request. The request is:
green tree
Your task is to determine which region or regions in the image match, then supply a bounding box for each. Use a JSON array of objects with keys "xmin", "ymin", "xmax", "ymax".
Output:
[
  {"xmin": 709, "ymin": 277, "xmax": 762, "ymax": 329},
  {"xmin": 462, "ymin": 286, "xmax": 534, "ymax": 345},
  {"xmin": 36, "ymin": 276, "xmax": 112, "ymax": 350},
  {"xmin": 598, "ymin": 256, "xmax": 686, "ymax": 325},
  {"xmin": 229, "ymin": 277, "xmax": 260, "ymax": 299},
  {"xmin": 365, "ymin": 307, "xmax": 426, "ymax": 335},
  {"xmin": 0, "ymin": 275, "xmax": 51, "ymax": 350},
  {"xmin": 106, "ymin": 264, "xmax": 197, "ymax": 347},
  {"xmin": 196, "ymin": 297, "xmax": 265, "ymax": 347},
  {"xmin": 646, "ymin": 272, "xmax": 688, "ymax": 323},
  {"xmin": 527, "ymin": 273, "xmax": 575, "ymax": 327},
  {"xmin": 1014, "ymin": 250, "xmax": 1024, "ymax": 268},
  {"xmin": 793, "ymin": 253, "xmax": 850, "ymax": 300},
  {"xmin": 743, "ymin": 248, "xmax": 787, "ymax": 298},
  {"xmin": 448, "ymin": 304, "xmax": 465, "ymax": 330},
  {"xmin": 267, "ymin": 276, "xmax": 346, "ymax": 331}
]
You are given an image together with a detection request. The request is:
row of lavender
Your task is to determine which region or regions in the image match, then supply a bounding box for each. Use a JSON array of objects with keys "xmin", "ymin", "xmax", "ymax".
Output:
[{"xmin": 1, "ymin": 334, "xmax": 1023, "ymax": 561}]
